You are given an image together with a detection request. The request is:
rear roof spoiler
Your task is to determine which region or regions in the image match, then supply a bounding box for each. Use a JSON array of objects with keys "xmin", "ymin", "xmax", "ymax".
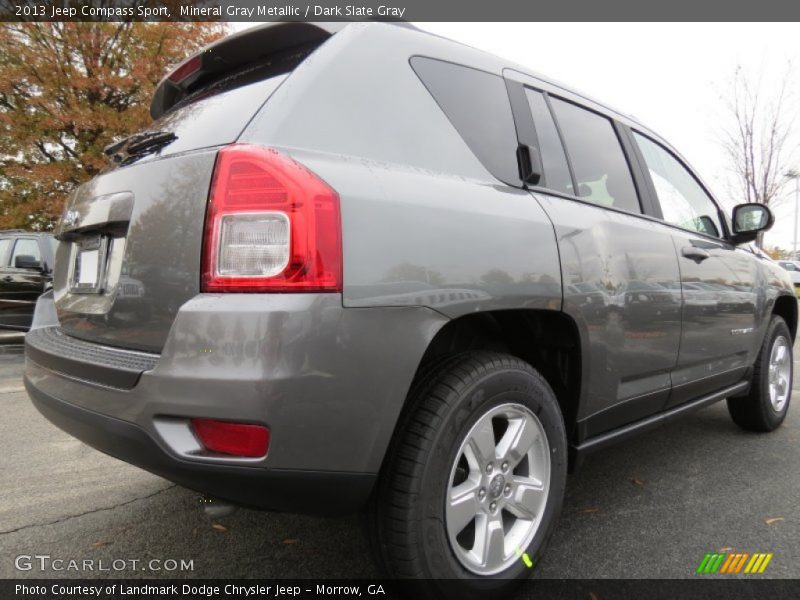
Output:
[{"xmin": 150, "ymin": 22, "xmax": 347, "ymax": 119}]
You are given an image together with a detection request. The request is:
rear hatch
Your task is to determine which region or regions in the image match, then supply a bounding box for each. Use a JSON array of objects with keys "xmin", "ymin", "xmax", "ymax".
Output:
[{"xmin": 52, "ymin": 23, "xmax": 340, "ymax": 353}]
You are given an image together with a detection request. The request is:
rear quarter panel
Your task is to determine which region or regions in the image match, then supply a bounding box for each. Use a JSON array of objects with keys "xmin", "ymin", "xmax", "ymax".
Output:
[{"xmin": 242, "ymin": 23, "xmax": 562, "ymax": 316}]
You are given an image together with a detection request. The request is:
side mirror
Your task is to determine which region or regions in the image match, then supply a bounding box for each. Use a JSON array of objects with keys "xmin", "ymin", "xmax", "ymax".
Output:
[
  {"xmin": 14, "ymin": 255, "xmax": 42, "ymax": 270},
  {"xmin": 731, "ymin": 203, "xmax": 773, "ymax": 245}
]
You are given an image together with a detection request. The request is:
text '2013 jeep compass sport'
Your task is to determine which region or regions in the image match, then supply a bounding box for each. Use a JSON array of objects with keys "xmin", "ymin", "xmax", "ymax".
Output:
[{"xmin": 24, "ymin": 22, "xmax": 795, "ymax": 596}]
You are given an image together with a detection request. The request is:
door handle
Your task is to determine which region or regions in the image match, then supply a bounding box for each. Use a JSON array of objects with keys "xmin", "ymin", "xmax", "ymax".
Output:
[
  {"xmin": 681, "ymin": 246, "xmax": 711, "ymax": 262},
  {"xmin": 1, "ymin": 276, "xmax": 12, "ymax": 282}
]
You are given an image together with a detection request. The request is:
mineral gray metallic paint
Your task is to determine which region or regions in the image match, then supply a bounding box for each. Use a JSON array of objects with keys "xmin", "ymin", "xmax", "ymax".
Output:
[
  {"xmin": 28, "ymin": 292, "xmax": 446, "ymax": 473},
  {"xmin": 53, "ymin": 150, "xmax": 217, "ymax": 352},
  {"xmin": 23, "ymin": 22, "xmax": 796, "ymax": 514}
]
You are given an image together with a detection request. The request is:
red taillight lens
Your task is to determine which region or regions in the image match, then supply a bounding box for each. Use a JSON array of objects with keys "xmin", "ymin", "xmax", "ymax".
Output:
[
  {"xmin": 191, "ymin": 418, "xmax": 270, "ymax": 458},
  {"xmin": 201, "ymin": 145, "xmax": 342, "ymax": 292},
  {"xmin": 168, "ymin": 55, "xmax": 201, "ymax": 83}
]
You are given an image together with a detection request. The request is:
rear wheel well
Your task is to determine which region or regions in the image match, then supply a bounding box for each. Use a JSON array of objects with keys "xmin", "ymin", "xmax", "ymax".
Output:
[
  {"xmin": 773, "ymin": 294, "xmax": 798, "ymax": 341},
  {"xmin": 411, "ymin": 310, "xmax": 582, "ymax": 442}
]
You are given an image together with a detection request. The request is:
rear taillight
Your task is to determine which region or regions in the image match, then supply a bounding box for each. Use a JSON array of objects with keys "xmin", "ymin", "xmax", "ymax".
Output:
[
  {"xmin": 191, "ymin": 418, "xmax": 270, "ymax": 458},
  {"xmin": 201, "ymin": 145, "xmax": 342, "ymax": 292}
]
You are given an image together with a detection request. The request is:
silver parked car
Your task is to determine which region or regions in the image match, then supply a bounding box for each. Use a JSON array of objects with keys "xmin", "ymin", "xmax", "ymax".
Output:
[{"xmin": 778, "ymin": 260, "xmax": 800, "ymax": 292}]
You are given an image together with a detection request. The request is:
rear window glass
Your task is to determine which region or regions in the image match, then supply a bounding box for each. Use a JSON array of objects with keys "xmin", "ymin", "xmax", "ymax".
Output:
[
  {"xmin": 143, "ymin": 74, "xmax": 288, "ymax": 157},
  {"xmin": 411, "ymin": 57, "xmax": 520, "ymax": 184}
]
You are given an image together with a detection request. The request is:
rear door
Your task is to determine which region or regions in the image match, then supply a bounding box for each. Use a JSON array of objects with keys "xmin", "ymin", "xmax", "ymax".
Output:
[
  {"xmin": 629, "ymin": 131, "xmax": 759, "ymax": 405},
  {"xmin": 0, "ymin": 237, "xmax": 44, "ymax": 329},
  {"xmin": 505, "ymin": 72, "xmax": 683, "ymax": 437}
]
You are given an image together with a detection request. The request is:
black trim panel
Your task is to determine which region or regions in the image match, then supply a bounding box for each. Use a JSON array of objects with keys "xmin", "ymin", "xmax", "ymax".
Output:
[
  {"xmin": 569, "ymin": 380, "xmax": 749, "ymax": 471},
  {"xmin": 616, "ymin": 122, "xmax": 663, "ymax": 220},
  {"xmin": 577, "ymin": 388, "xmax": 669, "ymax": 440},
  {"xmin": 25, "ymin": 326, "xmax": 158, "ymax": 389}
]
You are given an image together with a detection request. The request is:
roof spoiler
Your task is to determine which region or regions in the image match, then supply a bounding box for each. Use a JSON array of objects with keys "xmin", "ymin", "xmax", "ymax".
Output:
[{"xmin": 150, "ymin": 22, "xmax": 347, "ymax": 119}]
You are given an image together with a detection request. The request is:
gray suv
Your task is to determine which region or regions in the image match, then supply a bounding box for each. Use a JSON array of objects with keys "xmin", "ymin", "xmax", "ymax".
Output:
[{"xmin": 23, "ymin": 23, "xmax": 795, "ymax": 595}]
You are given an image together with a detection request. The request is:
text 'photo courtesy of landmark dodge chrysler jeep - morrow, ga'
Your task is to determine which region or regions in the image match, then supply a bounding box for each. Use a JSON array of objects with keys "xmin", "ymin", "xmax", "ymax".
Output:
[{"xmin": 23, "ymin": 22, "xmax": 795, "ymax": 598}]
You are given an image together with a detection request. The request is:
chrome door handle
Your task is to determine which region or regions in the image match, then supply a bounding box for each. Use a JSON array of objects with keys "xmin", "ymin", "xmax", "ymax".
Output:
[{"xmin": 681, "ymin": 247, "xmax": 711, "ymax": 262}]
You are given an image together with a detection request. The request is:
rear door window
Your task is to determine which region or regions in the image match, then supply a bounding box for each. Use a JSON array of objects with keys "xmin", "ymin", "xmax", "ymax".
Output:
[
  {"xmin": 549, "ymin": 98, "xmax": 641, "ymax": 214},
  {"xmin": 411, "ymin": 57, "xmax": 520, "ymax": 184},
  {"xmin": 524, "ymin": 90, "xmax": 573, "ymax": 194}
]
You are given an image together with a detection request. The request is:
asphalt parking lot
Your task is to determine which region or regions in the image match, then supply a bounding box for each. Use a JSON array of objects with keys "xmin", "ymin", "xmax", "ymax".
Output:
[{"xmin": 0, "ymin": 341, "xmax": 798, "ymax": 580}]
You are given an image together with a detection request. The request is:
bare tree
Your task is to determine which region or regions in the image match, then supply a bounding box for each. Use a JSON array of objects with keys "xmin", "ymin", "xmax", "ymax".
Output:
[{"xmin": 720, "ymin": 64, "xmax": 799, "ymax": 247}]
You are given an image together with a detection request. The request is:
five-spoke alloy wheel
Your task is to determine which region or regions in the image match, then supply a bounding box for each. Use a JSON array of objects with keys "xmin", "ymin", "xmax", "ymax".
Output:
[
  {"xmin": 767, "ymin": 335, "xmax": 791, "ymax": 412},
  {"xmin": 371, "ymin": 352, "xmax": 567, "ymax": 598},
  {"xmin": 728, "ymin": 315, "xmax": 793, "ymax": 432},
  {"xmin": 446, "ymin": 403, "xmax": 550, "ymax": 575}
]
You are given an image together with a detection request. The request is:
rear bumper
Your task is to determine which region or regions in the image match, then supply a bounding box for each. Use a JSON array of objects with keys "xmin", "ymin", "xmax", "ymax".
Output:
[
  {"xmin": 24, "ymin": 292, "xmax": 447, "ymax": 514},
  {"xmin": 25, "ymin": 379, "xmax": 374, "ymax": 515}
]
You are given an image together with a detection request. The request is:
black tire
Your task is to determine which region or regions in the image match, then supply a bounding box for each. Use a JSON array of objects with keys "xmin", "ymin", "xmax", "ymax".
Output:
[
  {"xmin": 727, "ymin": 315, "xmax": 793, "ymax": 432},
  {"xmin": 370, "ymin": 351, "xmax": 567, "ymax": 599}
]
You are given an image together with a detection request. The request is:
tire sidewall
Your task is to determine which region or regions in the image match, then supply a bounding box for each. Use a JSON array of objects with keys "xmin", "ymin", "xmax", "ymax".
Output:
[
  {"xmin": 757, "ymin": 318, "xmax": 793, "ymax": 426},
  {"xmin": 414, "ymin": 365, "xmax": 567, "ymax": 587}
]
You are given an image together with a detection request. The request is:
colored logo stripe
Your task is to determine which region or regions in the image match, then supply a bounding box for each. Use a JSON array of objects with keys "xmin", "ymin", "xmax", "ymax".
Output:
[{"xmin": 697, "ymin": 552, "xmax": 773, "ymax": 574}]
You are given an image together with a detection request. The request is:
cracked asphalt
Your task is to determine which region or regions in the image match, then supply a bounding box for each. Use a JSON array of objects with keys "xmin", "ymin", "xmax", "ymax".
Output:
[{"xmin": 1, "ymin": 342, "xmax": 798, "ymax": 580}]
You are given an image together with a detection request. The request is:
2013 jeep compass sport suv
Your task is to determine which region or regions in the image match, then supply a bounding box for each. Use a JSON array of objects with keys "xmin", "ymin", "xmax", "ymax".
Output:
[{"xmin": 24, "ymin": 22, "xmax": 796, "ymax": 596}]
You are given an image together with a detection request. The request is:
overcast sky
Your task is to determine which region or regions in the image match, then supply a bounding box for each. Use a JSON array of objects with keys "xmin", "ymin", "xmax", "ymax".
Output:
[{"xmin": 235, "ymin": 22, "xmax": 800, "ymax": 250}]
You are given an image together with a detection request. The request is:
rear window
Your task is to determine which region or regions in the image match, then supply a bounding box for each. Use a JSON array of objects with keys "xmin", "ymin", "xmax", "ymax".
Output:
[
  {"xmin": 142, "ymin": 73, "xmax": 288, "ymax": 158},
  {"xmin": 411, "ymin": 57, "xmax": 520, "ymax": 184}
]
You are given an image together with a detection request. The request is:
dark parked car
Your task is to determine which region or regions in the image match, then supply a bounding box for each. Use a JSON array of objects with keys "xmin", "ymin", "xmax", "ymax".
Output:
[
  {"xmin": 0, "ymin": 230, "xmax": 55, "ymax": 331},
  {"xmin": 23, "ymin": 23, "xmax": 795, "ymax": 596}
]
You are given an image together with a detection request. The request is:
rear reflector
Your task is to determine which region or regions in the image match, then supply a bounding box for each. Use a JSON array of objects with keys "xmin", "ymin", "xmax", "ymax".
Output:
[
  {"xmin": 201, "ymin": 145, "xmax": 342, "ymax": 292},
  {"xmin": 191, "ymin": 419, "xmax": 270, "ymax": 458}
]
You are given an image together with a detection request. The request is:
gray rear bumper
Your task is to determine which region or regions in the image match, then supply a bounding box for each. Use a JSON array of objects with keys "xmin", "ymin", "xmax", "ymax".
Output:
[{"xmin": 24, "ymin": 293, "xmax": 447, "ymax": 513}]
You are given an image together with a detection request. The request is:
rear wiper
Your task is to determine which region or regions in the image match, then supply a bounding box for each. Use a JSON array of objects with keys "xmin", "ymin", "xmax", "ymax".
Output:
[{"xmin": 104, "ymin": 130, "xmax": 177, "ymax": 163}]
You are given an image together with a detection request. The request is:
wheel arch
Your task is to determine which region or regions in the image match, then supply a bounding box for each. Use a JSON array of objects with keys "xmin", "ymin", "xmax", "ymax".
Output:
[
  {"xmin": 378, "ymin": 309, "xmax": 583, "ymax": 479},
  {"xmin": 772, "ymin": 293, "xmax": 797, "ymax": 341}
]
